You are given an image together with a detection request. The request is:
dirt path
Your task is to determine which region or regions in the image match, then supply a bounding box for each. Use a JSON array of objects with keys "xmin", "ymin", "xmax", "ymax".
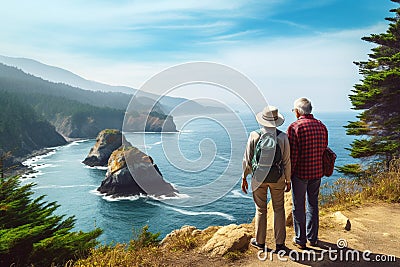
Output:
[{"xmin": 236, "ymin": 203, "xmax": 400, "ymax": 266}]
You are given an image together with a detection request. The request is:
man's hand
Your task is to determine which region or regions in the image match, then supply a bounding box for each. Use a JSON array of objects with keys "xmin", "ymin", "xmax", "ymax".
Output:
[
  {"xmin": 241, "ymin": 178, "xmax": 248, "ymax": 194},
  {"xmin": 285, "ymin": 181, "xmax": 291, "ymax": 192}
]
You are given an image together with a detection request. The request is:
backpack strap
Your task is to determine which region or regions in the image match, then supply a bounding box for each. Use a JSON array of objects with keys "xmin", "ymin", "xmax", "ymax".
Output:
[
  {"xmin": 257, "ymin": 128, "xmax": 282, "ymax": 136},
  {"xmin": 253, "ymin": 128, "xmax": 281, "ymax": 159}
]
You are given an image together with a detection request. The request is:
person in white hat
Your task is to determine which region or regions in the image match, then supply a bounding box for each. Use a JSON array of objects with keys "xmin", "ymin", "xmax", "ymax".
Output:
[{"xmin": 242, "ymin": 105, "xmax": 291, "ymax": 252}]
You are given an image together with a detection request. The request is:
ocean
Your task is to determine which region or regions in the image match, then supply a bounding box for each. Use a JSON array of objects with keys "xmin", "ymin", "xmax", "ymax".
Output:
[{"xmin": 21, "ymin": 112, "xmax": 357, "ymax": 244}]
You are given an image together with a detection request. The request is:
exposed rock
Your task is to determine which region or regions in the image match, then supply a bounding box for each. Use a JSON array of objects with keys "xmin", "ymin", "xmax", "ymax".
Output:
[
  {"xmin": 124, "ymin": 114, "xmax": 177, "ymax": 132},
  {"xmin": 201, "ymin": 224, "xmax": 252, "ymax": 256},
  {"xmin": 97, "ymin": 146, "xmax": 178, "ymax": 197},
  {"xmin": 332, "ymin": 211, "xmax": 351, "ymax": 231},
  {"xmin": 82, "ymin": 129, "xmax": 125, "ymax": 167},
  {"xmin": 201, "ymin": 225, "xmax": 222, "ymax": 236},
  {"xmin": 52, "ymin": 112, "xmax": 176, "ymax": 139},
  {"xmin": 51, "ymin": 113, "xmax": 124, "ymax": 139}
]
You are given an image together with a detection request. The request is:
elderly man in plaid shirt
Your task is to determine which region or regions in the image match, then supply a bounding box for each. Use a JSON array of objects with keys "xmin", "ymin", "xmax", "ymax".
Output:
[{"xmin": 287, "ymin": 97, "xmax": 328, "ymax": 249}]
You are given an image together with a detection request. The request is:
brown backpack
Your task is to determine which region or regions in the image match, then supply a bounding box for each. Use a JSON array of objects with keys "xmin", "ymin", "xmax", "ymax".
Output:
[{"xmin": 323, "ymin": 147, "xmax": 336, "ymax": 177}]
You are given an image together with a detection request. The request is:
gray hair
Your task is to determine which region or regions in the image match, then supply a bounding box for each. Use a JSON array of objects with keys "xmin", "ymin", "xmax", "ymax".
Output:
[{"xmin": 294, "ymin": 97, "xmax": 312, "ymax": 115}]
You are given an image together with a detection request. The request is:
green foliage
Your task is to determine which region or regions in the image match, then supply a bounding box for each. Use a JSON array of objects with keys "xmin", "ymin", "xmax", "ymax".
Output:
[
  {"xmin": 103, "ymin": 129, "xmax": 120, "ymax": 135},
  {"xmin": 149, "ymin": 111, "xmax": 168, "ymax": 120},
  {"xmin": 0, "ymin": 63, "xmax": 171, "ymax": 143},
  {"xmin": 0, "ymin": 63, "xmax": 131, "ymax": 110},
  {"xmin": 129, "ymin": 225, "xmax": 161, "ymax": 251},
  {"xmin": 336, "ymin": 163, "xmax": 363, "ymax": 178},
  {"xmin": 343, "ymin": 1, "xmax": 400, "ymax": 174},
  {"xmin": 74, "ymin": 226, "xmax": 163, "ymax": 267},
  {"xmin": 0, "ymin": 91, "xmax": 66, "ymax": 156},
  {"xmin": 11, "ymin": 91, "xmax": 125, "ymax": 124},
  {"xmin": 0, "ymin": 176, "xmax": 102, "ymax": 266}
]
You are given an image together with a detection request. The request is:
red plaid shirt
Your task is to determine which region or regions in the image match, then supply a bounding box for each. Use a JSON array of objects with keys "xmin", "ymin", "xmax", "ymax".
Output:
[{"xmin": 287, "ymin": 114, "xmax": 328, "ymax": 179}]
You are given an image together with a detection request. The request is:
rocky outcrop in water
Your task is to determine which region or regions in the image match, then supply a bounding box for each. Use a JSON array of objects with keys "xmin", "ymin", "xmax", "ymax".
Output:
[
  {"xmin": 124, "ymin": 113, "xmax": 177, "ymax": 132},
  {"xmin": 97, "ymin": 145, "xmax": 178, "ymax": 198},
  {"xmin": 52, "ymin": 112, "xmax": 177, "ymax": 138},
  {"xmin": 82, "ymin": 129, "xmax": 124, "ymax": 167}
]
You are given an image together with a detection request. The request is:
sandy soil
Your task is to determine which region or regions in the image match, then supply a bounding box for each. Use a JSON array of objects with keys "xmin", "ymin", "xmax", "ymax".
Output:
[
  {"xmin": 167, "ymin": 203, "xmax": 400, "ymax": 267},
  {"xmin": 238, "ymin": 203, "xmax": 400, "ymax": 266}
]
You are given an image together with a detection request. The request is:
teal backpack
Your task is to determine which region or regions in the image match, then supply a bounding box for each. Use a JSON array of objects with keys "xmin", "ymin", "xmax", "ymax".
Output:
[{"xmin": 251, "ymin": 129, "xmax": 283, "ymax": 183}]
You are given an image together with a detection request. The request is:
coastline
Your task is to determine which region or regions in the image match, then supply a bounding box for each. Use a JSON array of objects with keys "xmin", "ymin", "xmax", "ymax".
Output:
[{"xmin": 11, "ymin": 138, "xmax": 90, "ymax": 178}]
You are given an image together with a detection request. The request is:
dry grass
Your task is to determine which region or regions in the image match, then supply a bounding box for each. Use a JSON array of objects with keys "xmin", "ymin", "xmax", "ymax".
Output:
[
  {"xmin": 70, "ymin": 225, "xmax": 227, "ymax": 267},
  {"xmin": 72, "ymin": 243, "xmax": 166, "ymax": 267},
  {"xmin": 320, "ymin": 158, "xmax": 400, "ymax": 210},
  {"xmin": 72, "ymin": 160, "xmax": 400, "ymax": 266}
]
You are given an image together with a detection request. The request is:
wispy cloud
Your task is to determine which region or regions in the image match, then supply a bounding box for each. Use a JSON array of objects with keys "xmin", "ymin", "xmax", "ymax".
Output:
[
  {"xmin": 0, "ymin": 0, "xmax": 395, "ymax": 111},
  {"xmin": 268, "ymin": 19, "xmax": 314, "ymax": 31}
]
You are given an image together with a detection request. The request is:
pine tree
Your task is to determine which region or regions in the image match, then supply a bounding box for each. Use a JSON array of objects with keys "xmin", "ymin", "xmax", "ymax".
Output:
[
  {"xmin": 341, "ymin": 0, "xmax": 400, "ymax": 175},
  {"xmin": 0, "ymin": 176, "xmax": 102, "ymax": 266}
]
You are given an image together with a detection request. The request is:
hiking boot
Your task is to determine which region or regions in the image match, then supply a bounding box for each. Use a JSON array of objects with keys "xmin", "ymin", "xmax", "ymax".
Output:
[
  {"xmin": 250, "ymin": 238, "xmax": 265, "ymax": 251},
  {"xmin": 309, "ymin": 240, "xmax": 318, "ymax": 247},
  {"xmin": 292, "ymin": 241, "xmax": 307, "ymax": 250},
  {"xmin": 276, "ymin": 244, "xmax": 289, "ymax": 253}
]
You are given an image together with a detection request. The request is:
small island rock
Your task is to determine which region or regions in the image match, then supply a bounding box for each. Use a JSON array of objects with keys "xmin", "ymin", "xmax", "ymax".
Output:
[
  {"xmin": 97, "ymin": 146, "xmax": 178, "ymax": 198},
  {"xmin": 82, "ymin": 129, "xmax": 124, "ymax": 167}
]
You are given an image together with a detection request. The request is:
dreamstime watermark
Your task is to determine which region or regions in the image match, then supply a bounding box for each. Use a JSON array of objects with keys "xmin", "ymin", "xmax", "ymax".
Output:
[
  {"xmin": 257, "ymin": 238, "xmax": 396, "ymax": 263},
  {"xmin": 122, "ymin": 62, "xmax": 279, "ymax": 207}
]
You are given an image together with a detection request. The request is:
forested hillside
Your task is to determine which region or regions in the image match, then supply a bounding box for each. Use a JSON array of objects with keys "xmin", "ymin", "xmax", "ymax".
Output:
[
  {"xmin": 12, "ymin": 92, "xmax": 126, "ymax": 138},
  {"xmin": 0, "ymin": 63, "xmax": 164, "ymax": 112},
  {"xmin": 0, "ymin": 91, "xmax": 66, "ymax": 157},
  {"xmin": 0, "ymin": 64, "xmax": 177, "ymax": 165},
  {"xmin": 0, "ymin": 63, "xmax": 176, "ymax": 137}
]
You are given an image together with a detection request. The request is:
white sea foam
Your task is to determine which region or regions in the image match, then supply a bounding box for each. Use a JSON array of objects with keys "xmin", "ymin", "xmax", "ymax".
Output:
[
  {"xmin": 90, "ymin": 189, "xmax": 144, "ymax": 202},
  {"xmin": 166, "ymin": 206, "xmax": 235, "ymax": 221},
  {"xmin": 19, "ymin": 176, "xmax": 36, "ymax": 182},
  {"xmin": 84, "ymin": 165, "xmax": 108, "ymax": 171},
  {"xmin": 90, "ymin": 188, "xmax": 189, "ymax": 202},
  {"xmin": 64, "ymin": 139, "xmax": 89, "ymax": 147},
  {"xmin": 216, "ymin": 155, "xmax": 230, "ymax": 162},
  {"xmin": 150, "ymin": 141, "xmax": 162, "ymax": 146},
  {"xmin": 35, "ymin": 163, "xmax": 57, "ymax": 169},
  {"xmin": 22, "ymin": 150, "xmax": 57, "ymax": 166},
  {"xmin": 228, "ymin": 189, "xmax": 253, "ymax": 199},
  {"xmin": 149, "ymin": 202, "xmax": 235, "ymax": 221},
  {"xmin": 21, "ymin": 170, "xmax": 44, "ymax": 179},
  {"xmin": 101, "ymin": 195, "xmax": 140, "ymax": 202},
  {"xmin": 149, "ymin": 192, "xmax": 190, "ymax": 201},
  {"xmin": 74, "ymin": 139, "xmax": 90, "ymax": 143}
]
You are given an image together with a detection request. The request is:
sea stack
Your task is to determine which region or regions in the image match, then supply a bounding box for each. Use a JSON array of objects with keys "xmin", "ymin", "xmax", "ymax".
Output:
[
  {"xmin": 82, "ymin": 129, "xmax": 124, "ymax": 167},
  {"xmin": 97, "ymin": 146, "xmax": 178, "ymax": 198},
  {"xmin": 83, "ymin": 129, "xmax": 178, "ymax": 198}
]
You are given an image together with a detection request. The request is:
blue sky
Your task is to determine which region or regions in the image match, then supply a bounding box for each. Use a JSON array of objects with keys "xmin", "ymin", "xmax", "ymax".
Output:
[{"xmin": 0, "ymin": 0, "xmax": 398, "ymax": 111}]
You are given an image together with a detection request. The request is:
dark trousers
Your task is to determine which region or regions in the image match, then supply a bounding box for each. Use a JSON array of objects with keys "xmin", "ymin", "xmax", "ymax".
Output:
[{"xmin": 291, "ymin": 176, "xmax": 321, "ymax": 245}]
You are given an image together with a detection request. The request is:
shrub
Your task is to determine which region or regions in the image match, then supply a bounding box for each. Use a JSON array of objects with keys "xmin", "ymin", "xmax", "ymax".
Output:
[
  {"xmin": 320, "ymin": 159, "xmax": 400, "ymax": 209},
  {"xmin": 74, "ymin": 226, "xmax": 164, "ymax": 267},
  {"xmin": 0, "ymin": 176, "xmax": 102, "ymax": 266},
  {"xmin": 129, "ymin": 225, "xmax": 161, "ymax": 251}
]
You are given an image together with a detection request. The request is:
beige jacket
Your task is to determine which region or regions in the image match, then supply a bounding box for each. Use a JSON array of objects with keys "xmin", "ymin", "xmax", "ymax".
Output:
[{"xmin": 242, "ymin": 128, "xmax": 291, "ymax": 182}]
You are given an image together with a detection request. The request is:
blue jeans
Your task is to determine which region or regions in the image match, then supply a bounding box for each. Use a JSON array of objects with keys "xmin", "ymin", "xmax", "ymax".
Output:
[{"xmin": 291, "ymin": 176, "xmax": 321, "ymax": 245}]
